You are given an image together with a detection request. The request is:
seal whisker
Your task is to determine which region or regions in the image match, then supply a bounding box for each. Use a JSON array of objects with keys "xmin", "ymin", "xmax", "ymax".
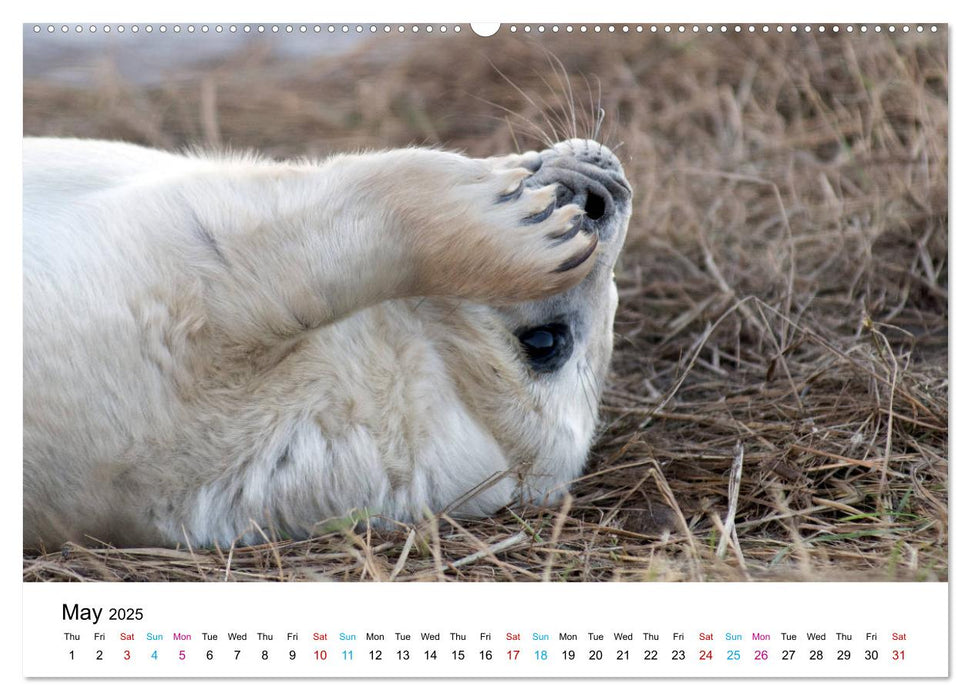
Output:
[
  {"xmin": 592, "ymin": 76, "xmax": 605, "ymax": 142},
  {"xmin": 486, "ymin": 57, "xmax": 561, "ymax": 148},
  {"xmin": 506, "ymin": 116, "xmax": 522, "ymax": 153},
  {"xmin": 544, "ymin": 49, "xmax": 579, "ymax": 139},
  {"xmin": 475, "ymin": 99, "xmax": 553, "ymax": 149},
  {"xmin": 531, "ymin": 68, "xmax": 574, "ymax": 145},
  {"xmin": 579, "ymin": 73, "xmax": 599, "ymax": 141},
  {"xmin": 578, "ymin": 357, "xmax": 599, "ymax": 423}
]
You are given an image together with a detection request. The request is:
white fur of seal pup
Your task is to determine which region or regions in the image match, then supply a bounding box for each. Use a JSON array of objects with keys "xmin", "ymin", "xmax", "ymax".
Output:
[{"xmin": 23, "ymin": 136, "xmax": 632, "ymax": 548}]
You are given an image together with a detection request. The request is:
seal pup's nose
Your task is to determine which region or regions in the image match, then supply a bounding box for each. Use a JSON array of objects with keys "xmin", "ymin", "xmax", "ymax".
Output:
[{"xmin": 526, "ymin": 139, "xmax": 631, "ymax": 238}]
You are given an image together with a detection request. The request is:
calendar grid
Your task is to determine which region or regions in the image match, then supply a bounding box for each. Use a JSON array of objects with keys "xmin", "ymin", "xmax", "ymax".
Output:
[{"xmin": 24, "ymin": 582, "xmax": 948, "ymax": 678}]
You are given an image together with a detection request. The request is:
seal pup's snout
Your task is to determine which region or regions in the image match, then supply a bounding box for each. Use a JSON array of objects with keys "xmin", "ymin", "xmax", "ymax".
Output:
[
  {"xmin": 526, "ymin": 139, "xmax": 631, "ymax": 239},
  {"xmin": 502, "ymin": 138, "xmax": 633, "ymax": 378}
]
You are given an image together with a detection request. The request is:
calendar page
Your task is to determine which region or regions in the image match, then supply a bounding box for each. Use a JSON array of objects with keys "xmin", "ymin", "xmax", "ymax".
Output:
[{"xmin": 19, "ymin": 4, "xmax": 951, "ymax": 689}]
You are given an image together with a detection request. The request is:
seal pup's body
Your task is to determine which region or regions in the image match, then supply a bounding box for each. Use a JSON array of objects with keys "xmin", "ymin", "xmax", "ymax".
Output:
[{"xmin": 24, "ymin": 137, "xmax": 632, "ymax": 548}]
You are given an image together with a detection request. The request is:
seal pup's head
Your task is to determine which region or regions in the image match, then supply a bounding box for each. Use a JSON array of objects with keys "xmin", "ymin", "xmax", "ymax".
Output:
[
  {"xmin": 505, "ymin": 137, "xmax": 631, "ymax": 376},
  {"xmin": 429, "ymin": 138, "xmax": 632, "ymax": 513}
]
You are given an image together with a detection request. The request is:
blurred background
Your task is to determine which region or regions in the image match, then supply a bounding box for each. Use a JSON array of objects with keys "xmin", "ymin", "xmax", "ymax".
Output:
[{"xmin": 23, "ymin": 25, "xmax": 949, "ymax": 581}]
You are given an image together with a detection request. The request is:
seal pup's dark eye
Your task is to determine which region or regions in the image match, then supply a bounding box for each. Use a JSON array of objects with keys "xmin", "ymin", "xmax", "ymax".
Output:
[{"xmin": 516, "ymin": 322, "xmax": 573, "ymax": 373}]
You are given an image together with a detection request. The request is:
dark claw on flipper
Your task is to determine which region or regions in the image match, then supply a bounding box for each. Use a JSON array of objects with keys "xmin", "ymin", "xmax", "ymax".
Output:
[
  {"xmin": 547, "ymin": 216, "xmax": 583, "ymax": 243},
  {"xmin": 496, "ymin": 179, "xmax": 524, "ymax": 203},
  {"xmin": 521, "ymin": 199, "xmax": 555, "ymax": 225},
  {"xmin": 553, "ymin": 234, "xmax": 598, "ymax": 273}
]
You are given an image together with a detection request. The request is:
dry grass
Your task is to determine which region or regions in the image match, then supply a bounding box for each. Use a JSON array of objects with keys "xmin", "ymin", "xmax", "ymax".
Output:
[{"xmin": 23, "ymin": 28, "xmax": 948, "ymax": 582}]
